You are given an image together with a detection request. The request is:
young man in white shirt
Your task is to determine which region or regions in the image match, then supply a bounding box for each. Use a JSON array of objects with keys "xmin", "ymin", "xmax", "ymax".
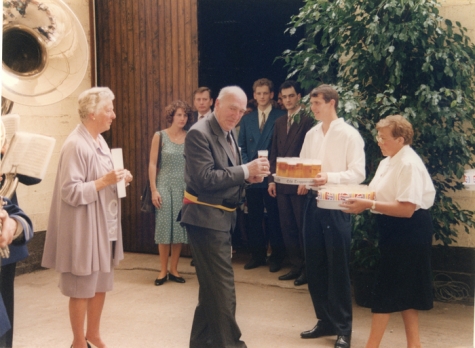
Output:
[{"xmin": 299, "ymin": 84, "xmax": 365, "ymax": 348}]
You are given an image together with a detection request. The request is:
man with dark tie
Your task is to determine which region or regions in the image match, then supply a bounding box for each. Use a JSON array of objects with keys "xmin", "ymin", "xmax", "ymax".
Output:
[
  {"xmin": 238, "ymin": 78, "xmax": 286, "ymax": 272},
  {"xmin": 180, "ymin": 86, "xmax": 270, "ymax": 348},
  {"xmin": 192, "ymin": 86, "xmax": 214, "ymax": 124},
  {"xmin": 268, "ymin": 80, "xmax": 314, "ymax": 286}
]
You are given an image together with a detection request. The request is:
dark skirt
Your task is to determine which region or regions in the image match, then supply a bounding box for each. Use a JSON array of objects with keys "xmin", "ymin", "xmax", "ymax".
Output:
[{"xmin": 372, "ymin": 209, "xmax": 433, "ymax": 313}]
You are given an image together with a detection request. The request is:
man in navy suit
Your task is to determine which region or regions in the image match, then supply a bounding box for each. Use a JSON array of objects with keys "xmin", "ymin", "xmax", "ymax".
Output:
[
  {"xmin": 238, "ymin": 78, "xmax": 286, "ymax": 272},
  {"xmin": 0, "ymin": 197, "xmax": 34, "ymax": 339}
]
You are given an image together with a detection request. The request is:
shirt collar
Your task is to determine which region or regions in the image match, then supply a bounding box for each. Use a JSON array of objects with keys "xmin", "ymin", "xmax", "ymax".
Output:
[
  {"xmin": 199, "ymin": 109, "xmax": 213, "ymax": 119},
  {"xmin": 328, "ymin": 117, "xmax": 344, "ymax": 128},
  {"xmin": 258, "ymin": 104, "xmax": 272, "ymax": 117},
  {"xmin": 388, "ymin": 144, "xmax": 410, "ymax": 163},
  {"xmin": 288, "ymin": 107, "xmax": 301, "ymax": 119},
  {"xmin": 213, "ymin": 114, "xmax": 233, "ymax": 137}
]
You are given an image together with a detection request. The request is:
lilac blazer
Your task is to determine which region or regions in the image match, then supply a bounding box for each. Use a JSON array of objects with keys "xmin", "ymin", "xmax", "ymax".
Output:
[{"xmin": 42, "ymin": 124, "xmax": 124, "ymax": 276}]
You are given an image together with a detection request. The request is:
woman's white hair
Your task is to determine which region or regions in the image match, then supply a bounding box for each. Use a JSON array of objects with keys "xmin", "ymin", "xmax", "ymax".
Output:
[{"xmin": 78, "ymin": 87, "xmax": 115, "ymax": 120}]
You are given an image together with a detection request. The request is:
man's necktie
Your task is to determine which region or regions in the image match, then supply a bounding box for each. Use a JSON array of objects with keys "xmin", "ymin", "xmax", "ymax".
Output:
[
  {"xmin": 227, "ymin": 132, "xmax": 237, "ymax": 163},
  {"xmin": 287, "ymin": 116, "xmax": 292, "ymax": 134},
  {"xmin": 259, "ymin": 112, "xmax": 266, "ymax": 132}
]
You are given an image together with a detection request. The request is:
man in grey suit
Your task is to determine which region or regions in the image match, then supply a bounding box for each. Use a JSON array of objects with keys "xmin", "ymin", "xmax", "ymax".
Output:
[{"xmin": 180, "ymin": 86, "xmax": 270, "ymax": 348}]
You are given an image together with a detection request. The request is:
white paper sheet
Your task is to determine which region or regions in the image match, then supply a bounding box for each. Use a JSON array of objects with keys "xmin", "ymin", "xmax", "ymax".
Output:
[
  {"xmin": 1, "ymin": 131, "xmax": 56, "ymax": 179},
  {"xmin": 111, "ymin": 148, "xmax": 126, "ymax": 198}
]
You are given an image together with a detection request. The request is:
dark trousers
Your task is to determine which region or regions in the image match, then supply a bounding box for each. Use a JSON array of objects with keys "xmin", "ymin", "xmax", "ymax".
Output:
[
  {"xmin": 246, "ymin": 188, "xmax": 285, "ymax": 262},
  {"xmin": 0, "ymin": 262, "xmax": 16, "ymax": 348},
  {"xmin": 303, "ymin": 193, "xmax": 352, "ymax": 335},
  {"xmin": 186, "ymin": 225, "xmax": 247, "ymax": 348},
  {"xmin": 276, "ymin": 193, "xmax": 306, "ymax": 273}
]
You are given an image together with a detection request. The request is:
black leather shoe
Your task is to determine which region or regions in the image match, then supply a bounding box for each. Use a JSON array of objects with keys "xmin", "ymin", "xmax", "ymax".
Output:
[
  {"xmin": 71, "ymin": 339, "xmax": 92, "ymax": 348},
  {"xmin": 335, "ymin": 335, "xmax": 351, "ymax": 348},
  {"xmin": 300, "ymin": 322, "xmax": 336, "ymax": 339},
  {"xmin": 278, "ymin": 270, "xmax": 300, "ymax": 281},
  {"xmin": 154, "ymin": 276, "xmax": 167, "ymax": 286},
  {"xmin": 168, "ymin": 273, "xmax": 186, "ymax": 283},
  {"xmin": 294, "ymin": 272, "xmax": 308, "ymax": 286},
  {"xmin": 190, "ymin": 259, "xmax": 195, "ymax": 266},
  {"xmin": 244, "ymin": 258, "xmax": 266, "ymax": 270},
  {"xmin": 269, "ymin": 261, "xmax": 282, "ymax": 273}
]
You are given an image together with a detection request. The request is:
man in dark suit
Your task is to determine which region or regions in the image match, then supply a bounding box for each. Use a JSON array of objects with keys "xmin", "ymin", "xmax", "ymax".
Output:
[
  {"xmin": 0, "ymin": 174, "xmax": 40, "ymax": 348},
  {"xmin": 268, "ymin": 80, "xmax": 314, "ymax": 286},
  {"xmin": 191, "ymin": 86, "xmax": 214, "ymax": 124},
  {"xmin": 180, "ymin": 86, "xmax": 270, "ymax": 348},
  {"xmin": 0, "ymin": 197, "xmax": 34, "ymax": 340},
  {"xmin": 238, "ymin": 78, "xmax": 286, "ymax": 272}
]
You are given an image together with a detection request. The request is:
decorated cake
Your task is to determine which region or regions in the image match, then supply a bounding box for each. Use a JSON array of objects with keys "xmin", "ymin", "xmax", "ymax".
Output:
[{"xmin": 317, "ymin": 184, "xmax": 375, "ymax": 210}]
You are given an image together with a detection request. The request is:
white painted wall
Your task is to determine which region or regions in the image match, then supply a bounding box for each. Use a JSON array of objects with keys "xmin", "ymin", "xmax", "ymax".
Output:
[{"xmin": 9, "ymin": 0, "xmax": 92, "ymax": 232}]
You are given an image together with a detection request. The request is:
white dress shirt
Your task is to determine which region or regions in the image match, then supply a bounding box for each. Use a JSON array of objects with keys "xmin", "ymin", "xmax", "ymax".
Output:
[
  {"xmin": 300, "ymin": 118, "xmax": 365, "ymax": 185},
  {"xmin": 198, "ymin": 109, "xmax": 213, "ymax": 121},
  {"xmin": 369, "ymin": 145, "xmax": 435, "ymax": 211}
]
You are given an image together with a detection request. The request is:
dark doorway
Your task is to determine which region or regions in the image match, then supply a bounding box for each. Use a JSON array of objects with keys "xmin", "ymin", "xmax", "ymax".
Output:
[{"xmin": 197, "ymin": 0, "xmax": 304, "ymax": 99}]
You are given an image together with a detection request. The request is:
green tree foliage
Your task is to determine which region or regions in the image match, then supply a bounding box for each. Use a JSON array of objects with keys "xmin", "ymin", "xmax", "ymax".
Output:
[{"xmin": 282, "ymin": 0, "xmax": 475, "ymax": 266}]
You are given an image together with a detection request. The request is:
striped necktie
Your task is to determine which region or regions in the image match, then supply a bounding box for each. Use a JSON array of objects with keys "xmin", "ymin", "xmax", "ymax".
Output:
[
  {"xmin": 227, "ymin": 132, "xmax": 237, "ymax": 163},
  {"xmin": 259, "ymin": 112, "xmax": 266, "ymax": 132},
  {"xmin": 287, "ymin": 116, "xmax": 292, "ymax": 133}
]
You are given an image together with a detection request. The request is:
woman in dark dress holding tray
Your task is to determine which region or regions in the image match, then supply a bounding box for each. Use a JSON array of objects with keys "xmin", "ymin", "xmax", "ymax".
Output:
[{"xmin": 342, "ymin": 115, "xmax": 435, "ymax": 348}]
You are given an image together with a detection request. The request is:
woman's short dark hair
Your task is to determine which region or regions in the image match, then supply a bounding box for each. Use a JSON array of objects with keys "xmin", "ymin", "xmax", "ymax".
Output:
[{"xmin": 165, "ymin": 100, "xmax": 193, "ymax": 126}]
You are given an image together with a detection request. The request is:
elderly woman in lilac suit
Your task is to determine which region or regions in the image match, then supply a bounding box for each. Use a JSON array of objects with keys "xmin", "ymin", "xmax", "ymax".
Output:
[{"xmin": 42, "ymin": 87, "xmax": 133, "ymax": 348}]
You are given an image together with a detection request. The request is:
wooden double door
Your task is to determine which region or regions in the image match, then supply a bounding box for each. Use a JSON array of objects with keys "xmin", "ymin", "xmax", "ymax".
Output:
[{"xmin": 94, "ymin": 0, "xmax": 303, "ymax": 253}]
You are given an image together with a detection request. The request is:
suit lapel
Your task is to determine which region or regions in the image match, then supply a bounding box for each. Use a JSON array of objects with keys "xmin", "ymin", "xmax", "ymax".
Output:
[
  {"xmin": 210, "ymin": 115, "xmax": 238, "ymax": 166},
  {"xmin": 250, "ymin": 111, "xmax": 262, "ymax": 146},
  {"xmin": 283, "ymin": 110, "xmax": 304, "ymax": 156},
  {"xmin": 231, "ymin": 129, "xmax": 241, "ymax": 165}
]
